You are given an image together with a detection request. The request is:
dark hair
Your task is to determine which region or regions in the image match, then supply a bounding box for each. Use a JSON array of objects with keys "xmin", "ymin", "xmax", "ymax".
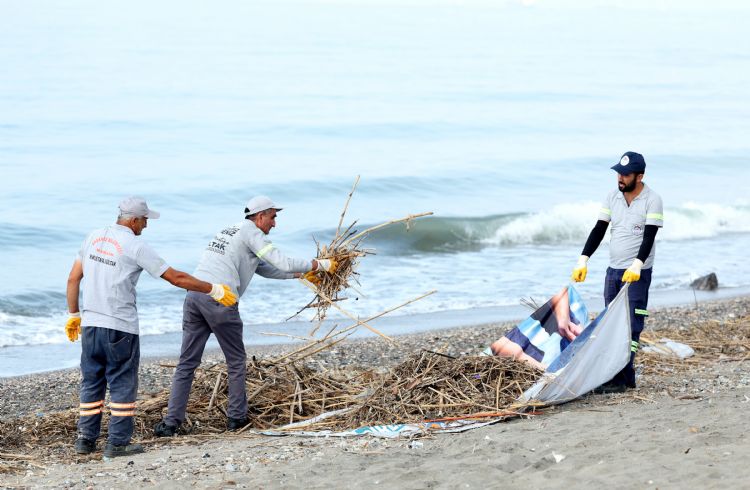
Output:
[{"xmin": 245, "ymin": 208, "xmax": 273, "ymax": 220}]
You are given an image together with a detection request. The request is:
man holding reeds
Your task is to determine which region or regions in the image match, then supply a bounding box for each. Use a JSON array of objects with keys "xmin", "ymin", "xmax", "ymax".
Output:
[
  {"xmin": 571, "ymin": 152, "xmax": 663, "ymax": 393},
  {"xmin": 154, "ymin": 196, "xmax": 336, "ymax": 436},
  {"xmin": 65, "ymin": 197, "xmax": 237, "ymax": 458}
]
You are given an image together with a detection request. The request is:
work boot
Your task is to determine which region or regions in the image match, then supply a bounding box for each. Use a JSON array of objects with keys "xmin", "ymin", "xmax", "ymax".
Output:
[
  {"xmin": 103, "ymin": 442, "xmax": 144, "ymax": 459},
  {"xmin": 593, "ymin": 382, "xmax": 629, "ymax": 394},
  {"xmin": 153, "ymin": 421, "xmax": 179, "ymax": 437},
  {"xmin": 227, "ymin": 416, "xmax": 249, "ymax": 431},
  {"xmin": 74, "ymin": 436, "xmax": 96, "ymax": 455}
]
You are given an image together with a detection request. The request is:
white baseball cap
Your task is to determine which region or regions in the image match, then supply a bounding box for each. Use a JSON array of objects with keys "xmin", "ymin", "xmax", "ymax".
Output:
[
  {"xmin": 244, "ymin": 196, "xmax": 283, "ymax": 216},
  {"xmin": 118, "ymin": 196, "xmax": 160, "ymax": 219}
]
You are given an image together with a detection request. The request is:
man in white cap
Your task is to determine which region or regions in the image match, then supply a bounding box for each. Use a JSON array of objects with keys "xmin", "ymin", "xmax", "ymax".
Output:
[
  {"xmin": 65, "ymin": 196, "xmax": 237, "ymax": 459},
  {"xmin": 571, "ymin": 151, "xmax": 664, "ymax": 393},
  {"xmin": 154, "ymin": 196, "xmax": 336, "ymax": 436}
]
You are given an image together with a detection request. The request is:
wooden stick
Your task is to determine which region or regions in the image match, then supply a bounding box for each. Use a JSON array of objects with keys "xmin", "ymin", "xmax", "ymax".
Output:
[
  {"xmin": 299, "ymin": 279, "xmax": 395, "ymax": 342},
  {"xmin": 336, "ymin": 175, "xmax": 360, "ymax": 238},
  {"xmin": 341, "ymin": 212, "xmax": 433, "ymax": 247},
  {"xmin": 207, "ymin": 372, "xmax": 223, "ymax": 412},
  {"xmin": 424, "ymin": 411, "xmax": 531, "ymax": 423},
  {"xmin": 316, "ymin": 289, "xmax": 438, "ymax": 344},
  {"xmin": 279, "ymin": 335, "xmax": 351, "ymax": 364},
  {"xmin": 0, "ymin": 452, "xmax": 41, "ymax": 461},
  {"xmin": 257, "ymin": 331, "xmax": 311, "ymax": 341},
  {"xmin": 308, "ymin": 319, "xmax": 325, "ymax": 337}
]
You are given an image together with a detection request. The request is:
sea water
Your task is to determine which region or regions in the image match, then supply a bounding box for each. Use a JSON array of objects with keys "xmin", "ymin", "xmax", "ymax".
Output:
[{"xmin": 1, "ymin": 0, "xmax": 748, "ymax": 375}]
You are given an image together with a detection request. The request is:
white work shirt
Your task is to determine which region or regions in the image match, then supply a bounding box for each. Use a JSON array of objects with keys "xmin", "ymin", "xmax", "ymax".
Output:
[
  {"xmin": 598, "ymin": 184, "xmax": 664, "ymax": 269},
  {"xmin": 193, "ymin": 220, "xmax": 311, "ymax": 297},
  {"xmin": 78, "ymin": 224, "xmax": 170, "ymax": 334}
]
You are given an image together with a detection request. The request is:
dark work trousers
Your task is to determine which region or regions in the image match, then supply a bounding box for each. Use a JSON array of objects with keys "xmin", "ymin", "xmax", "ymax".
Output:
[
  {"xmin": 78, "ymin": 326, "xmax": 140, "ymax": 446},
  {"xmin": 604, "ymin": 267, "xmax": 652, "ymax": 388},
  {"xmin": 165, "ymin": 291, "xmax": 247, "ymax": 426}
]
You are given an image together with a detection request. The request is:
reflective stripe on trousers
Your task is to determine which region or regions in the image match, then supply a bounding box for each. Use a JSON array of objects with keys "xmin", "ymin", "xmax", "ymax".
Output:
[
  {"xmin": 604, "ymin": 267, "xmax": 652, "ymax": 387},
  {"xmin": 78, "ymin": 326, "xmax": 140, "ymax": 446}
]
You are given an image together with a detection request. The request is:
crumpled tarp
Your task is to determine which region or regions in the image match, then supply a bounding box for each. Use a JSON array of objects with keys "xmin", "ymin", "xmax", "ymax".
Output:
[{"xmin": 261, "ymin": 285, "xmax": 631, "ymax": 438}]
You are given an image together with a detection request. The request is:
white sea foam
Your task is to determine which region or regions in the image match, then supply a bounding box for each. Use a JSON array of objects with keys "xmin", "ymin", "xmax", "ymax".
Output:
[
  {"xmin": 661, "ymin": 202, "xmax": 750, "ymax": 240},
  {"xmin": 481, "ymin": 201, "xmax": 750, "ymax": 246},
  {"xmin": 482, "ymin": 202, "xmax": 601, "ymax": 246}
]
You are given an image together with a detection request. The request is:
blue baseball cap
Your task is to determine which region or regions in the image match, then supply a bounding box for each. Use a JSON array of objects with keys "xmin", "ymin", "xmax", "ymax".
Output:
[{"xmin": 611, "ymin": 151, "xmax": 646, "ymax": 175}]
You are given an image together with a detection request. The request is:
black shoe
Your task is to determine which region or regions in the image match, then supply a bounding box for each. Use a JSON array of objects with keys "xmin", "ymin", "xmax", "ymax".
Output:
[
  {"xmin": 103, "ymin": 442, "xmax": 144, "ymax": 459},
  {"xmin": 74, "ymin": 437, "xmax": 96, "ymax": 455},
  {"xmin": 153, "ymin": 421, "xmax": 179, "ymax": 437},
  {"xmin": 227, "ymin": 416, "xmax": 249, "ymax": 431},
  {"xmin": 593, "ymin": 382, "xmax": 629, "ymax": 394}
]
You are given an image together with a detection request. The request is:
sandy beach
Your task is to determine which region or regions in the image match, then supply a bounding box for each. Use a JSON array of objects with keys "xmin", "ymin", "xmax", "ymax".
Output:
[
  {"xmin": 4, "ymin": 1, "xmax": 750, "ymax": 488},
  {"xmin": 1, "ymin": 296, "xmax": 749, "ymax": 489}
]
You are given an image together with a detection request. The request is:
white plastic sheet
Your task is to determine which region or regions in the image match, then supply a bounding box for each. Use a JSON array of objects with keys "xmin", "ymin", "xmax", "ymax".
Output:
[{"xmin": 520, "ymin": 284, "xmax": 632, "ymax": 405}]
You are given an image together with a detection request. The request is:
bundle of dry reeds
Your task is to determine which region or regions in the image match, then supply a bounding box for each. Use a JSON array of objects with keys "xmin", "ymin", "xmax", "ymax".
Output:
[
  {"xmin": 0, "ymin": 349, "xmax": 544, "ymax": 462},
  {"xmin": 344, "ymin": 351, "xmax": 542, "ymax": 427},
  {"xmin": 295, "ymin": 176, "xmax": 432, "ymax": 323},
  {"xmin": 304, "ymin": 238, "xmax": 371, "ymax": 322}
]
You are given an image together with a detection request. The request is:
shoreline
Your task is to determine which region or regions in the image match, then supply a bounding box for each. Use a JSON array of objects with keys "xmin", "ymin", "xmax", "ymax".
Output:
[
  {"xmin": 1, "ymin": 294, "xmax": 748, "ymax": 488},
  {"xmin": 2, "ymin": 293, "xmax": 749, "ymax": 421},
  {"xmin": 3, "ymin": 284, "xmax": 749, "ymax": 379}
]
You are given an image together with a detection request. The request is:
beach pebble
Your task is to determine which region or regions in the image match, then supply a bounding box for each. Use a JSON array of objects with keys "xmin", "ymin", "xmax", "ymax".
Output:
[{"xmin": 1, "ymin": 296, "xmax": 749, "ymax": 489}]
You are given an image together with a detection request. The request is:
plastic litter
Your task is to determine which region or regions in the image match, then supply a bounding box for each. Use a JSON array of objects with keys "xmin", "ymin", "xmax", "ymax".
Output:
[{"xmin": 642, "ymin": 338, "xmax": 695, "ymax": 359}]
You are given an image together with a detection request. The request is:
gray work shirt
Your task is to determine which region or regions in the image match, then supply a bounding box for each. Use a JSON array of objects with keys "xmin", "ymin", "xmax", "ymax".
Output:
[
  {"xmin": 193, "ymin": 220, "xmax": 311, "ymax": 297},
  {"xmin": 77, "ymin": 224, "xmax": 170, "ymax": 334},
  {"xmin": 598, "ymin": 184, "xmax": 664, "ymax": 269}
]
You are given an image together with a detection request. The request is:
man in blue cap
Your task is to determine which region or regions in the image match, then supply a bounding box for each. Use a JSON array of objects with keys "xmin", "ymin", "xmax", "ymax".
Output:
[{"xmin": 571, "ymin": 152, "xmax": 664, "ymax": 393}]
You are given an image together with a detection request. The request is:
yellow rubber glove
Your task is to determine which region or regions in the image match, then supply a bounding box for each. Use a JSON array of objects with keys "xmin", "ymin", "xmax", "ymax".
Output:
[
  {"xmin": 622, "ymin": 259, "xmax": 643, "ymax": 283},
  {"xmin": 316, "ymin": 259, "xmax": 338, "ymax": 274},
  {"xmin": 66, "ymin": 313, "xmax": 81, "ymax": 342},
  {"xmin": 208, "ymin": 284, "xmax": 238, "ymax": 306},
  {"xmin": 571, "ymin": 255, "xmax": 589, "ymax": 283},
  {"xmin": 302, "ymin": 270, "xmax": 322, "ymax": 285}
]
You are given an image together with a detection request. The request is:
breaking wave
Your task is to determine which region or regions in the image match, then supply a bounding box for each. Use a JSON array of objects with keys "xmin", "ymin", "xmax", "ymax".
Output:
[{"xmin": 358, "ymin": 201, "xmax": 750, "ymax": 254}]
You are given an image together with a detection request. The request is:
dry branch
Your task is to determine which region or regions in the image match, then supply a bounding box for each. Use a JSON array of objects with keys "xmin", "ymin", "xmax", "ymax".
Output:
[{"xmin": 296, "ymin": 177, "xmax": 433, "ymax": 322}]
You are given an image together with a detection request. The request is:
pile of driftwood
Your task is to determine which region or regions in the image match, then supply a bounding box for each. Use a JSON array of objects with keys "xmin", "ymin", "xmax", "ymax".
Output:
[
  {"xmin": 640, "ymin": 315, "xmax": 750, "ymax": 376},
  {"xmin": 345, "ymin": 352, "xmax": 541, "ymax": 427},
  {"xmin": 135, "ymin": 358, "xmax": 370, "ymax": 434},
  {"xmin": 0, "ymin": 350, "xmax": 542, "ymax": 468}
]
